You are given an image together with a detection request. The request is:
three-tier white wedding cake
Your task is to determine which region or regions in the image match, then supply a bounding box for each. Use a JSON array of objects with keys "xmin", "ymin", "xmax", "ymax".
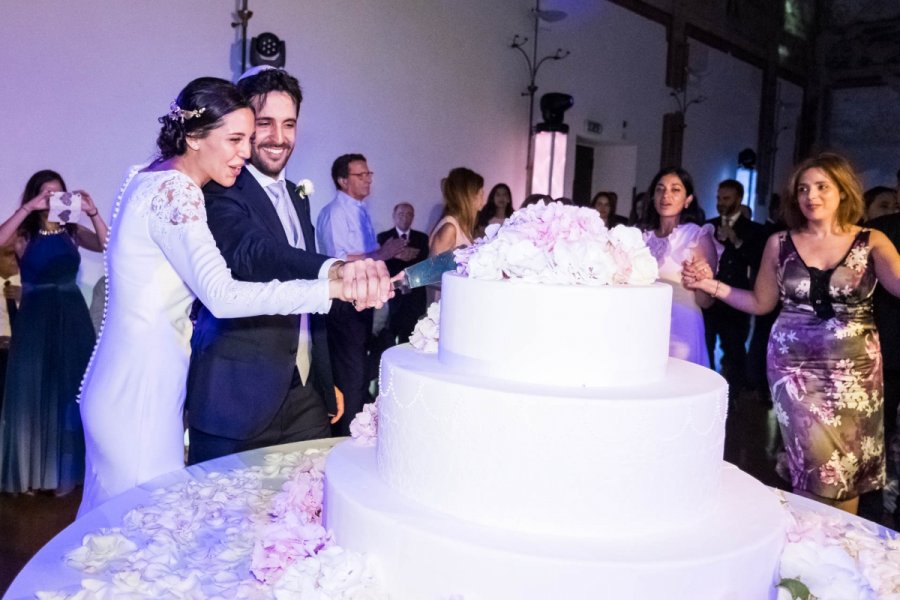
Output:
[{"xmin": 324, "ymin": 204, "xmax": 786, "ymax": 599}]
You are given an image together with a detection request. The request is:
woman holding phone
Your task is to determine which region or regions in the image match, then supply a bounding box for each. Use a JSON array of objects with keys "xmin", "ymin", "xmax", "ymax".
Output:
[{"xmin": 0, "ymin": 170, "xmax": 107, "ymax": 495}]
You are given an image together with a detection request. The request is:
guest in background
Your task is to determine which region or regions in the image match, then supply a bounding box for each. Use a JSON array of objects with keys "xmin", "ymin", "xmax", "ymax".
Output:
[
  {"xmin": 703, "ymin": 179, "xmax": 765, "ymax": 392},
  {"xmin": 684, "ymin": 152, "xmax": 900, "ymax": 515},
  {"xmin": 866, "ymin": 208, "xmax": 900, "ymax": 520},
  {"xmin": 0, "ymin": 170, "xmax": 106, "ymax": 495},
  {"xmin": 377, "ymin": 202, "xmax": 428, "ymax": 344},
  {"xmin": 641, "ymin": 167, "xmax": 719, "ymax": 367},
  {"xmin": 429, "ymin": 167, "xmax": 485, "ymax": 302},
  {"xmin": 591, "ymin": 191, "xmax": 627, "ymax": 227},
  {"xmin": 317, "ymin": 154, "xmax": 406, "ymax": 435},
  {"xmin": 430, "ymin": 167, "xmax": 484, "ymax": 255},
  {"xmin": 629, "ymin": 191, "xmax": 649, "ymax": 226},
  {"xmin": 519, "ymin": 193, "xmax": 553, "ymax": 209},
  {"xmin": 474, "ymin": 183, "xmax": 513, "ymax": 237},
  {"xmin": 864, "ymin": 186, "xmax": 899, "ymax": 223},
  {"xmin": 0, "ymin": 243, "xmax": 20, "ymax": 414}
]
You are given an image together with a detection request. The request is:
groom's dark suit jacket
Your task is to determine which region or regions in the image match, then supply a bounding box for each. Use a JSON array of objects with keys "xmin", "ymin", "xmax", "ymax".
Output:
[{"xmin": 186, "ymin": 167, "xmax": 335, "ymax": 440}]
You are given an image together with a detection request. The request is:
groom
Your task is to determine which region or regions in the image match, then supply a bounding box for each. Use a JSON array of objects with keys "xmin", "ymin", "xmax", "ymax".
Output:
[{"xmin": 186, "ymin": 67, "xmax": 342, "ymax": 463}]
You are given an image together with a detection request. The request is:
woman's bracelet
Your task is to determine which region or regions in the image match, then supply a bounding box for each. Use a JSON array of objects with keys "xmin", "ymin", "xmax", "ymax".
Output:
[
  {"xmin": 86, "ymin": 210, "xmax": 99, "ymax": 218},
  {"xmin": 713, "ymin": 281, "xmax": 720, "ymax": 299}
]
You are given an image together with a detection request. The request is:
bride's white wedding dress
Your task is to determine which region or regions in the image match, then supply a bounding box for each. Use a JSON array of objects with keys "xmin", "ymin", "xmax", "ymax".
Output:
[
  {"xmin": 644, "ymin": 222, "xmax": 718, "ymax": 368},
  {"xmin": 78, "ymin": 167, "xmax": 332, "ymax": 516}
]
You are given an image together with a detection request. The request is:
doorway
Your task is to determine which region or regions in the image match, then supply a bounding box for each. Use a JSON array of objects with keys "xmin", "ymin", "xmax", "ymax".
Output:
[{"xmin": 572, "ymin": 139, "xmax": 639, "ymax": 219}]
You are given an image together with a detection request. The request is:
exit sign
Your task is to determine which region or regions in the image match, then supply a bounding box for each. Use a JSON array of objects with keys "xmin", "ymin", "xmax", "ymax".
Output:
[{"xmin": 586, "ymin": 120, "xmax": 603, "ymax": 134}]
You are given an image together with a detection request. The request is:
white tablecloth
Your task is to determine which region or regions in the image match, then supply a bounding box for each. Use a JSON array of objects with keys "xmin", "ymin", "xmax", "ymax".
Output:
[{"xmin": 4, "ymin": 438, "xmax": 897, "ymax": 599}]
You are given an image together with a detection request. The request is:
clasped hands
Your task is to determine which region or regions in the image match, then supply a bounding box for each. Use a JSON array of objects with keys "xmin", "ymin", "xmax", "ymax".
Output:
[
  {"xmin": 378, "ymin": 235, "xmax": 420, "ymax": 262},
  {"xmin": 681, "ymin": 257, "xmax": 715, "ymax": 290},
  {"xmin": 328, "ymin": 259, "xmax": 400, "ymax": 311}
]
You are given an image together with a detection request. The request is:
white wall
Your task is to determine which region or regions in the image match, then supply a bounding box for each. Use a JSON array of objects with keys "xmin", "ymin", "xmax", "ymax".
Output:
[
  {"xmin": 2, "ymin": 0, "xmax": 789, "ymax": 288},
  {"xmin": 682, "ymin": 39, "xmax": 762, "ymax": 217}
]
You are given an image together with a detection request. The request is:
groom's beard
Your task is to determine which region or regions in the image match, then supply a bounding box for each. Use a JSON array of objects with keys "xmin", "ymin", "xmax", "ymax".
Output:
[{"xmin": 251, "ymin": 143, "xmax": 293, "ymax": 178}]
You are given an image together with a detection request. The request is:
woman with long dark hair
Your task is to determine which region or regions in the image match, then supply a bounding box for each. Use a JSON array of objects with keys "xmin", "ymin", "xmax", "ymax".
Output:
[
  {"xmin": 78, "ymin": 77, "xmax": 391, "ymax": 515},
  {"xmin": 591, "ymin": 191, "xmax": 627, "ymax": 227},
  {"xmin": 0, "ymin": 170, "xmax": 106, "ymax": 494},
  {"xmin": 641, "ymin": 167, "xmax": 719, "ymax": 366},
  {"xmin": 475, "ymin": 183, "xmax": 512, "ymax": 237}
]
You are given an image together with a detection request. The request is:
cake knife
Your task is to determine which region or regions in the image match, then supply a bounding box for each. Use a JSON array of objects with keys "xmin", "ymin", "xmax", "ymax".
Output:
[{"xmin": 392, "ymin": 248, "xmax": 459, "ymax": 294}]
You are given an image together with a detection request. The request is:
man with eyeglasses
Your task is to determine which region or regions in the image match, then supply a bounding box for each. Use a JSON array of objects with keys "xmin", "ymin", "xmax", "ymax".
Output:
[{"xmin": 317, "ymin": 154, "xmax": 407, "ymax": 434}]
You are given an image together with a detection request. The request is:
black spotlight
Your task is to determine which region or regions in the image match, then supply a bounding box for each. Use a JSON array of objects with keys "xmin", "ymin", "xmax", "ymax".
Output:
[
  {"xmin": 738, "ymin": 148, "xmax": 757, "ymax": 169},
  {"xmin": 250, "ymin": 32, "xmax": 286, "ymax": 68},
  {"xmin": 536, "ymin": 92, "xmax": 574, "ymax": 133}
]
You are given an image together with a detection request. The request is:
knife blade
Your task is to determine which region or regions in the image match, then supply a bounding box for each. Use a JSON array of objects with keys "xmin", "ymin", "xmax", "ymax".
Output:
[{"xmin": 392, "ymin": 248, "xmax": 459, "ymax": 294}]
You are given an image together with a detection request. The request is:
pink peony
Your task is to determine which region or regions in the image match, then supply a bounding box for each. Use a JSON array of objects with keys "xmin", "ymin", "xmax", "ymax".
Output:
[
  {"xmin": 456, "ymin": 201, "xmax": 657, "ymax": 285},
  {"xmin": 349, "ymin": 401, "xmax": 379, "ymax": 446}
]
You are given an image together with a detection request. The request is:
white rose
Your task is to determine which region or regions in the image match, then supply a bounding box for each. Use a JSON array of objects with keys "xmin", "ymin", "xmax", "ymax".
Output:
[
  {"xmin": 426, "ymin": 301, "xmax": 440, "ymax": 321},
  {"xmin": 297, "ymin": 178, "xmax": 315, "ymax": 197},
  {"xmin": 483, "ymin": 223, "xmax": 502, "ymax": 240},
  {"xmin": 552, "ymin": 240, "xmax": 614, "ymax": 284},
  {"xmin": 780, "ymin": 541, "xmax": 876, "ymax": 600},
  {"xmin": 410, "ymin": 310, "xmax": 439, "ymax": 353},
  {"xmin": 608, "ymin": 224, "xmax": 645, "ymax": 250},
  {"xmin": 503, "ymin": 239, "xmax": 549, "ymax": 279},
  {"xmin": 465, "ymin": 244, "xmax": 505, "ymax": 280},
  {"xmin": 626, "ymin": 248, "xmax": 659, "ymax": 285},
  {"xmin": 65, "ymin": 531, "xmax": 138, "ymax": 573}
]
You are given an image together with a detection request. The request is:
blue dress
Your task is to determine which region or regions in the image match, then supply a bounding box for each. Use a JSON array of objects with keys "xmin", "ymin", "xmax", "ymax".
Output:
[{"xmin": 0, "ymin": 230, "xmax": 94, "ymax": 493}]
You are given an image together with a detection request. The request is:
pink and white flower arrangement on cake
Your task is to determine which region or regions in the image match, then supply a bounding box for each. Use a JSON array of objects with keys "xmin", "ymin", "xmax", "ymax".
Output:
[
  {"xmin": 409, "ymin": 301, "xmax": 440, "ymax": 353},
  {"xmin": 454, "ymin": 201, "xmax": 658, "ymax": 285}
]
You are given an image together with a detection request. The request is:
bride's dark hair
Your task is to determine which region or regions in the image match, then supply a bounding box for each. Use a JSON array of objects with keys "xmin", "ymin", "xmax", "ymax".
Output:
[{"xmin": 156, "ymin": 77, "xmax": 250, "ymax": 159}]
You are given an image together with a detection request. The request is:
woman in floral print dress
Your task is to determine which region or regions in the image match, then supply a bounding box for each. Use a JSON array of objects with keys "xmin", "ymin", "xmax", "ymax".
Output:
[{"xmin": 683, "ymin": 153, "xmax": 900, "ymax": 514}]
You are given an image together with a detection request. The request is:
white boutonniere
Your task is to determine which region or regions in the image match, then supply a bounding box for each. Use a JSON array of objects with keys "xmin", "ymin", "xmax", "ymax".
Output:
[{"xmin": 296, "ymin": 179, "xmax": 315, "ymax": 199}]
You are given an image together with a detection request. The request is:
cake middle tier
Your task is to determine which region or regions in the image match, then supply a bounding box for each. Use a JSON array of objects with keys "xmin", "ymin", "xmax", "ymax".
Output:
[{"xmin": 378, "ymin": 346, "xmax": 728, "ymax": 538}]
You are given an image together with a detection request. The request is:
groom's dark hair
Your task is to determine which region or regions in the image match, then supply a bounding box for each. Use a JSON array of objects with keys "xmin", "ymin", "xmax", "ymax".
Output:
[{"xmin": 237, "ymin": 69, "xmax": 303, "ymax": 115}]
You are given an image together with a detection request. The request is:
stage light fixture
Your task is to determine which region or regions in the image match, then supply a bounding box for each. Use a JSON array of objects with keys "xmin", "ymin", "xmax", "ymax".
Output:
[{"xmin": 250, "ymin": 32, "xmax": 286, "ymax": 68}]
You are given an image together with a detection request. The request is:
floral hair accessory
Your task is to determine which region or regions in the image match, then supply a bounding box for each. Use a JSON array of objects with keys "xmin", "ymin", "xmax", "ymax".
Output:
[
  {"xmin": 295, "ymin": 179, "xmax": 315, "ymax": 199},
  {"xmin": 167, "ymin": 101, "xmax": 206, "ymax": 123}
]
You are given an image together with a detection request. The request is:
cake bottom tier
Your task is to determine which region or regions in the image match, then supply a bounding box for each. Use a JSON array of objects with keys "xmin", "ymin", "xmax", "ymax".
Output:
[{"xmin": 325, "ymin": 441, "xmax": 787, "ymax": 600}]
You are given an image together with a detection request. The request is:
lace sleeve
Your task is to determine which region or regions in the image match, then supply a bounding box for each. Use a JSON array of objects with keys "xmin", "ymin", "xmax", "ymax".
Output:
[{"xmin": 147, "ymin": 175, "xmax": 331, "ymax": 318}]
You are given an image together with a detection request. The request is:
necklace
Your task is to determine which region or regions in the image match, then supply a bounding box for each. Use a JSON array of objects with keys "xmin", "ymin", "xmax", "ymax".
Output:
[{"xmin": 38, "ymin": 227, "xmax": 66, "ymax": 236}]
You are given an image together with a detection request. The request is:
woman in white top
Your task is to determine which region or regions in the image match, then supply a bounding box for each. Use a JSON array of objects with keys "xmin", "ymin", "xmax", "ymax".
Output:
[
  {"xmin": 428, "ymin": 167, "xmax": 485, "ymax": 302},
  {"xmin": 78, "ymin": 78, "xmax": 391, "ymax": 515},
  {"xmin": 640, "ymin": 167, "xmax": 719, "ymax": 367}
]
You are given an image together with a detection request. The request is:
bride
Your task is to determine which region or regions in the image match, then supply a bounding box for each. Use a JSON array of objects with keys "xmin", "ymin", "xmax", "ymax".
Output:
[{"xmin": 78, "ymin": 77, "xmax": 391, "ymax": 515}]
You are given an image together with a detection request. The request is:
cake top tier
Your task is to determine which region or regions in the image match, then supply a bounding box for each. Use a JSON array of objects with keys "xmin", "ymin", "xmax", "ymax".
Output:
[{"xmin": 454, "ymin": 201, "xmax": 658, "ymax": 286}]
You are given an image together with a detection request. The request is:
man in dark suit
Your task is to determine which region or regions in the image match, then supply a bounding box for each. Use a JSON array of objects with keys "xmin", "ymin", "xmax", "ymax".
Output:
[
  {"xmin": 186, "ymin": 68, "xmax": 343, "ymax": 463},
  {"xmin": 377, "ymin": 202, "xmax": 428, "ymax": 344},
  {"xmin": 704, "ymin": 179, "xmax": 764, "ymax": 394},
  {"xmin": 867, "ymin": 210, "xmax": 900, "ymax": 519}
]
